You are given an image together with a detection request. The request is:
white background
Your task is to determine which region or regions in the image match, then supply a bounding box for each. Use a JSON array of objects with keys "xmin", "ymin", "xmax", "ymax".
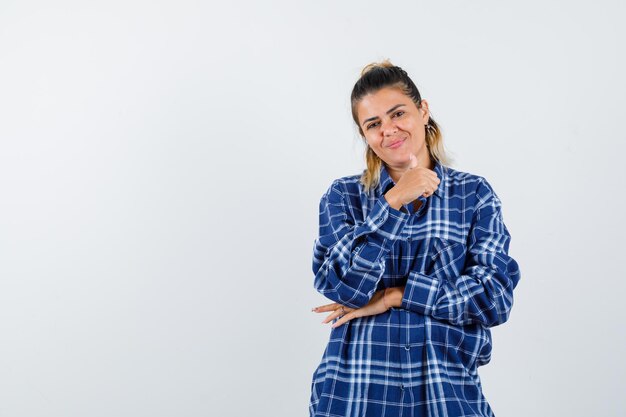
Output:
[{"xmin": 1, "ymin": 1, "xmax": 624, "ymax": 416}]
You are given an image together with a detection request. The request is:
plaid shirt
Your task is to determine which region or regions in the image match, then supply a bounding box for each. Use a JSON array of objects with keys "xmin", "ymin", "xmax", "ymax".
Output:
[{"xmin": 309, "ymin": 160, "xmax": 521, "ymax": 417}]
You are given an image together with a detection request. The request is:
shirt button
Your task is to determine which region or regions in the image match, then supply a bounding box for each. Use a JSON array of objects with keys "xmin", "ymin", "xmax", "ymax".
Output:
[
  {"xmin": 400, "ymin": 383, "xmax": 404, "ymax": 390},
  {"xmin": 405, "ymin": 345, "xmax": 410, "ymax": 351},
  {"xmin": 378, "ymin": 217, "xmax": 385, "ymax": 223}
]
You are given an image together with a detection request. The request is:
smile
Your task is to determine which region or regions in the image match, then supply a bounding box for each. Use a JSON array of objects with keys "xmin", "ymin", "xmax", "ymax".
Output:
[{"xmin": 387, "ymin": 139, "xmax": 406, "ymax": 149}]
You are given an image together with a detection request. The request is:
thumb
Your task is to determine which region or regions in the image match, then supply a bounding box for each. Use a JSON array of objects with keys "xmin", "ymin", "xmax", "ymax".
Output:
[{"xmin": 408, "ymin": 152, "xmax": 419, "ymax": 170}]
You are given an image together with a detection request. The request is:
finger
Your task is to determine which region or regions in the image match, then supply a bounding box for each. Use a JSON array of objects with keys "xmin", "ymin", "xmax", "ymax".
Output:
[
  {"xmin": 312, "ymin": 303, "xmax": 340, "ymax": 312},
  {"xmin": 423, "ymin": 184, "xmax": 437, "ymax": 197},
  {"xmin": 331, "ymin": 311, "xmax": 353, "ymax": 328},
  {"xmin": 322, "ymin": 309, "xmax": 344, "ymax": 324},
  {"xmin": 426, "ymin": 170, "xmax": 439, "ymax": 181},
  {"xmin": 408, "ymin": 153, "xmax": 419, "ymax": 170},
  {"xmin": 426, "ymin": 174, "xmax": 439, "ymax": 188}
]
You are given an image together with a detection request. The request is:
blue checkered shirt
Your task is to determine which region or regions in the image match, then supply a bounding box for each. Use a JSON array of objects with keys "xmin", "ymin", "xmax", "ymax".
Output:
[{"xmin": 309, "ymin": 160, "xmax": 521, "ymax": 417}]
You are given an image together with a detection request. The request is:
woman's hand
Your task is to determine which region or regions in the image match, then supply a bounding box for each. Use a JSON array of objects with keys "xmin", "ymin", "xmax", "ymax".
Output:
[
  {"xmin": 312, "ymin": 287, "xmax": 402, "ymax": 328},
  {"xmin": 385, "ymin": 153, "xmax": 440, "ymax": 209}
]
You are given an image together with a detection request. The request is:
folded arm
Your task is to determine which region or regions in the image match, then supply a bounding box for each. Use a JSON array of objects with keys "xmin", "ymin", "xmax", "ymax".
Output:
[
  {"xmin": 400, "ymin": 179, "xmax": 522, "ymax": 328},
  {"xmin": 312, "ymin": 180, "xmax": 410, "ymax": 308}
]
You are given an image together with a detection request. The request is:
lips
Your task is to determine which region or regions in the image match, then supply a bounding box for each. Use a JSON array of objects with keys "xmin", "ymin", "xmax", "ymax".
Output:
[{"xmin": 387, "ymin": 138, "xmax": 405, "ymax": 148}]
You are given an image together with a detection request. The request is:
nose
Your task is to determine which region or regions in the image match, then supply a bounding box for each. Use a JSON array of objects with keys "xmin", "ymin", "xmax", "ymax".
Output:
[{"xmin": 381, "ymin": 118, "xmax": 398, "ymax": 136}]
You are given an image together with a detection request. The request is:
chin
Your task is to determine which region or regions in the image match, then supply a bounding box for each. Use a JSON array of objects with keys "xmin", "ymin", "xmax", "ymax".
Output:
[
  {"xmin": 387, "ymin": 157, "xmax": 409, "ymax": 167},
  {"xmin": 391, "ymin": 150, "xmax": 409, "ymax": 160}
]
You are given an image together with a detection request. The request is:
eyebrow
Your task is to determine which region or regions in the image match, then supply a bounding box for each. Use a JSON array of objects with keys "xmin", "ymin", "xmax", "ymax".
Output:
[{"xmin": 361, "ymin": 104, "xmax": 406, "ymax": 127}]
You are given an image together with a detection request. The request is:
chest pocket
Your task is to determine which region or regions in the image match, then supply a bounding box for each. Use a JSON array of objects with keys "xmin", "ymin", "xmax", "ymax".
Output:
[{"xmin": 424, "ymin": 238, "xmax": 468, "ymax": 281}]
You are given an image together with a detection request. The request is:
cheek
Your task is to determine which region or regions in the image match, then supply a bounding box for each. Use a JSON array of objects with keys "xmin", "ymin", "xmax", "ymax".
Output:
[
  {"xmin": 404, "ymin": 123, "xmax": 426, "ymax": 140},
  {"xmin": 398, "ymin": 119, "xmax": 418, "ymax": 132},
  {"xmin": 365, "ymin": 135, "xmax": 380, "ymax": 149},
  {"xmin": 366, "ymin": 141, "xmax": 386, "ymax": 157}
]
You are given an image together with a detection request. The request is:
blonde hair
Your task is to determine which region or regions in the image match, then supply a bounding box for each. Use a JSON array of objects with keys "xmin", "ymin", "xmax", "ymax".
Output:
[{"xmin": 350, "ymin": 59, "xmax": 453, "ymax": 193}]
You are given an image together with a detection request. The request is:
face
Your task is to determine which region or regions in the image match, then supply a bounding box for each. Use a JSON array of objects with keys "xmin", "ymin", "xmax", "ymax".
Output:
[{"xmin": 356, "ymin": 87, "xmax": 431, "ymax": 172}]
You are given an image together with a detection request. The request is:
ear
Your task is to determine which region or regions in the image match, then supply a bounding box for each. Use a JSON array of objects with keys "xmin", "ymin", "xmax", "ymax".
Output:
[{"xmin": 419, "ymin": 99, "xmax": 430, "ymax": 125}]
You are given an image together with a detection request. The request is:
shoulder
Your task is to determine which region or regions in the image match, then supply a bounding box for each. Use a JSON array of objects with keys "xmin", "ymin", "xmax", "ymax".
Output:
[
  {"xmin": 321, "ymin": 172, "xmax": 365, "ymax": 200},
  {"xmin": 317, "ymin": 173, "xmax": 367, "ymax": 223},
  {"xmin": 444, "ymin": 165, "xmax": 502, "ymax": 207}
]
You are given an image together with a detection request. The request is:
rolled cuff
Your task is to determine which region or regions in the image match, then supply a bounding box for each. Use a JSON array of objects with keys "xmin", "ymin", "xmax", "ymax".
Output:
[
  {"xmin": 353, "ymin": 195, "xmax": 410, "ymax": 246},
  {"xmin": 400, "ymin": 271, "xmax": 441, "ymax": 316}
]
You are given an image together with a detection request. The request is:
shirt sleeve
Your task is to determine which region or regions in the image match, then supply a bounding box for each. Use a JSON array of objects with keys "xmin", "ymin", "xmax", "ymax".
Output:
[
  {"xmin": 312, "ymin": 180, "xmax": 410, "ymax": 308},
  {"xmin": 400, "ymin": 178, "xmax": 521, "ymax": 328}
]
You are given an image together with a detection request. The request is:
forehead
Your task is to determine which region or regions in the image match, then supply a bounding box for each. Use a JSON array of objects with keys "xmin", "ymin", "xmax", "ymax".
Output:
[{"xmin": 357, "ymin": 87, "xmax": 413, "ymax": 120}]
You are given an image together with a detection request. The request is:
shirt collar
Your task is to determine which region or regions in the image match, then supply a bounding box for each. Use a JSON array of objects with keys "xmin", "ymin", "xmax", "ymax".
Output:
[{"xmin": 378, "ymin": 159, "xmax": 446, "ymax": 199}]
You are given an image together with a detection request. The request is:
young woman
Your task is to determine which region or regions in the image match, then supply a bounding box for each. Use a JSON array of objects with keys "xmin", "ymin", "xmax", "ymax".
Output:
[{"xmin": 309, "ymin": 60, "xmax": 521, "ymax": 417}]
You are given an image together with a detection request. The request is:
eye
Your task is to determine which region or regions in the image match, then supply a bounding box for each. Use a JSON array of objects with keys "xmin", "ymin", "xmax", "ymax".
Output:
[
  {"xmin": 393, "ymin": 110, "xmax": 404, "ymax": 118},
  {"xmin": 366, "ymin": 121, "xmax": 380, "ymax": 130}
]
